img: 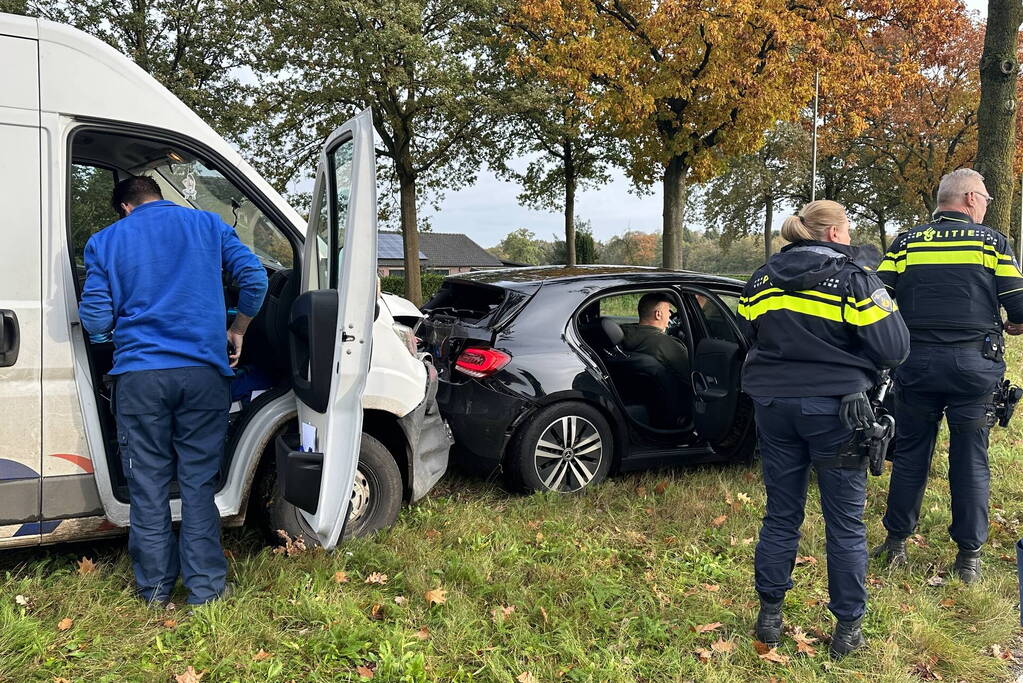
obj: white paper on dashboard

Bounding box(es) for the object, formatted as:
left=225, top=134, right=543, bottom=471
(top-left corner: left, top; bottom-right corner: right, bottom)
left=300, top=422, right=317, bottom=453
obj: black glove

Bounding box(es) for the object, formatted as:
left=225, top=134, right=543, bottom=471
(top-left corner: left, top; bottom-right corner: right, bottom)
left=839, top=392, right=875, bottom=431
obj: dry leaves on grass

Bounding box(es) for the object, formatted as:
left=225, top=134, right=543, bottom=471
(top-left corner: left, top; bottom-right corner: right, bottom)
left=736, top=492, right=752, bottom=504
left=163, top=619, right=178, bottom=629
left=413, top=627, right=430, bottom=640
left=272, top=530, right=306, bottom=557
left=252, top=650, right=273, bottom=662
left=909, top=655, right=944, bottom=680
left=369, top=604, right=384, bottom=621
left=710, top=515, right=728, bottom=528
left=635, top=485, right=648, bottom=497
left=693, top=622, right=722, bottom=634
left=394, top=595, right=407, bottom=605
left=938, top=598, right=956, bottom=608
left=332, top=571, right=349, bottom=584
left=77, top=557, right=97, bottom=575
left=517, top=673, right=537, bottom=683
left=15, top=595, right=30, bottom=607
left=991, top=644, right=1020, bottom=663
left=425, top=587, right=447, bottom=606
left=701, top=583, right=720, bottom=592
left=355, top=664, right=375, bottom=679
left=694, top=647, right=714, bottom=663
left=794, top=555, right=818, bottom=566
left=654, top=481, right=669, bottom=495
left=791, top=626, right=817, bottom=657
left=491, top=605, right=516, bottom=621
left=926, top=575, right=945, bottom=587
left=711, top=638, right=735, bottom=654
left=56, top=618, right=73, bottom=632
left=174, top=667, right=204, bottom=683
left=425, top=528, right=442, bottom=540
left=753, top=640, right=791, bottom=663
left=364, top=572, right=388, bottom=585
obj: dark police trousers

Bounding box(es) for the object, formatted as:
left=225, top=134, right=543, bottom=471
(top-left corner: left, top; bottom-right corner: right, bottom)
left=753, top=396, right=866, bottom=622
left=883, top=344, right=1003, bottom=551
left=115, top=366, right=231, bottom=604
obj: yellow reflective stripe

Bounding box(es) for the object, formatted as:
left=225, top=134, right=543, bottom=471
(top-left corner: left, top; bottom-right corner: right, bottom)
left=846, top=296, right=873, bottom=309
left=877, top=258, right=901, bottom=273
left=741, top=294, right=844, bottom=323
left=995, top=263, right=1023, bottom=278
left=904, top=249, right=993, bottom=268
left=743, top=287, right=841, bottom=307
left=844, top=303, right=893, bottom=326
left=907, top=239, right=990, bottom=249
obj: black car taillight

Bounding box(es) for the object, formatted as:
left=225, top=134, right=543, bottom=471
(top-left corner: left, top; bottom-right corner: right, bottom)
left=455, top=347, right=510, bottom=378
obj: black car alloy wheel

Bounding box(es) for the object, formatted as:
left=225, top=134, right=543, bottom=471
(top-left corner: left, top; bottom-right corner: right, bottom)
left=509, top=401, right=613, bottom=493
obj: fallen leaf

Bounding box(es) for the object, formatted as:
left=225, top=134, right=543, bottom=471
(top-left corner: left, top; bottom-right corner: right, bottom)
left=57, top=618, right=73, bottom=631
left=491, top=605, right=516, bottom=620
left=365, top=572, right=388, bottom=585
left=333, top=571, right=349, bottom=584
left=898, top=603, right=914, bottom=613
left=742, top=537, right=755, bottom=545
left=753, top=640, right=773, bottom=655
left=163, top=619, right=178, bottom=629
left=535, top=532, right=544, bottom=543
left=52, top=678, right=71, bottom=683
left=355, top=664, right=375, bottom=679
left=711, top=638, right=735, bottom=654
left=795, top=555, right=818, bottom=566
left=540, top=606, right=549, bottom=624
left=425, top=528, right=442, bottom=540
left=516, top=673, right=537, bottom=683
left=938, top=598, right=956, bottom=608
left=908, top=533, right=929, bottom=548
left=711, top=514, right=728, bottom=528
left=425, top=587, right=447, bottom=606
left=635, top=486, right=648, bottom=497
left=369, top=604, right=384, bottom=621
left=758, top=648, right=791, bottom=664
left=693, top=622, right=722, bottom=634
left=252, top=650, right=272, bottom=662
left=736, top=492, right=752, bottom=504
left=526, top=520, right=541, bottom=530
left=272, top=530, right=306, bottom=557
left=174, top=667, right=204, bottom=683
left=694, top=647, right=714, bottom=663
left=654, top=481, right=669, bottom=495
left=991, top=644, right=1020, bottom=663
left=413, top=626, right=430, bottom=640
left=909, top=655, right=943, bottom=680
left=394, top=595, right=407, bottom=605
left=867, top=575, right=884, bottom=586
left=77, top=557, right=97, bottom=575
left=701, top=583, right=720, bottom=592
left=791, top=626, right=818, bottom=646
left=14, top=595, right=29, bottom=606
left=926, top=575, right=945, bottom=587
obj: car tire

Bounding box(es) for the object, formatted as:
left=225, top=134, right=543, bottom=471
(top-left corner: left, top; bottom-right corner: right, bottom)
left=507, top=401, right=613, bottom=493
left=264, top=433, right=403, bottom=546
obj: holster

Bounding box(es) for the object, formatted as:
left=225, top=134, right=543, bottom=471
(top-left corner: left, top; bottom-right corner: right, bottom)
left=982, top=334, right=1005, bottom=362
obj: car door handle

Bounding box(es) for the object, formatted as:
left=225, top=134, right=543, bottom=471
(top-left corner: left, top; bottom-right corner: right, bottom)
left=0, top=309, right=20, bottom=368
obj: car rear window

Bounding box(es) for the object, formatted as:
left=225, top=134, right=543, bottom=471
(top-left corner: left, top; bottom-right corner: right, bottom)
left=424, top=281, right=510, bottom=325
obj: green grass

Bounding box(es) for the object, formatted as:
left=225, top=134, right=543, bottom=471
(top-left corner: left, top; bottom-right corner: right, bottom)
left=3, top=345, right=1023, bottom=682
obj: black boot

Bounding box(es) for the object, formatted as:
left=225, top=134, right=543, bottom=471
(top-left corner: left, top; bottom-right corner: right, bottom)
left=954, top=548, right=982, bottom=584
left=755, top=598, right=784, bottom=646
left=830, top=617, right=865, bottom=657
left=870, top=534, right=907, bottom=567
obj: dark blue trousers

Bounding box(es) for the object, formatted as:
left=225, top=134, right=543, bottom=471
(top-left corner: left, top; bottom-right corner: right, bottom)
left=883, top=345, right=1002, bottom=551
left=115, top=366, right=230, bottom=604
left=753, top=396, right=867, bottom=622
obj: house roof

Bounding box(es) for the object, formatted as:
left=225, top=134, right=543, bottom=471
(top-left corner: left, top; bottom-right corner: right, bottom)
left=378, top=232, right=503, bottom=268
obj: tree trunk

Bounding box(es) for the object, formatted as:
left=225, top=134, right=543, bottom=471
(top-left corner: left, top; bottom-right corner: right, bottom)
left=975, top=0, right=1023, bottom=233
left=763, top=193, right=774, bottom=263
left=564, top=141, right=577, bottom=267
left=662, top=156, right=687, bottom=270
left=398, top=174, right=422, bottom=306
left=877, top=217, right=888, bottom=252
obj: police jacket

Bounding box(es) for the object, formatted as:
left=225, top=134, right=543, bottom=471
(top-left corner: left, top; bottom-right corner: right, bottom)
left=877, top=211, right=1023, bottom=344
left=738, top=240, right=910, bottom=398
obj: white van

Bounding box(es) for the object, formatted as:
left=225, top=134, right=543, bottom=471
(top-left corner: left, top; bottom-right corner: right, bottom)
left=0, top=14, right=450, bottom=551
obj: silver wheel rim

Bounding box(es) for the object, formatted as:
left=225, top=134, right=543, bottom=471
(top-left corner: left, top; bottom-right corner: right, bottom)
left=348, top=469, right=371, bottom=523
left=533, top=415, right=603, bottom=492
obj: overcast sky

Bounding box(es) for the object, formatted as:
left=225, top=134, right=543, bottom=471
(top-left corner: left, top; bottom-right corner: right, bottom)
left=422, top=0, right=989, bottom=248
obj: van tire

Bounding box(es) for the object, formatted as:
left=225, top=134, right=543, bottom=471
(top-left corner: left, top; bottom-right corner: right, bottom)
left=506, top=401, right=613, bottom=494
left=264, top=433, right=402, bottom=546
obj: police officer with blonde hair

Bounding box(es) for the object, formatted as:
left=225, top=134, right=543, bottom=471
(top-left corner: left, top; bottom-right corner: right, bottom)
left=739, top=200, right=909, bottom=656
left=872, top=168, right=1023, bottom=582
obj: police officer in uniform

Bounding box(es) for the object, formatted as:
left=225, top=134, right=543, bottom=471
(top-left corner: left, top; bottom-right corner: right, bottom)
left=872, top=169, right=1023, bottom=582
left=739, top=200, right=909, bottom=657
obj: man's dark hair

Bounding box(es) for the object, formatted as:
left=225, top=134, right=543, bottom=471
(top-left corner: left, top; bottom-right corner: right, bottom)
left=638, top=292, right=673, bottom=320
left=111, top=176, right=163, bottom=217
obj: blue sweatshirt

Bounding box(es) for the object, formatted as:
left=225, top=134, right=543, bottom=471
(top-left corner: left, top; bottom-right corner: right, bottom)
left=79, top=200, right=269, bottom=377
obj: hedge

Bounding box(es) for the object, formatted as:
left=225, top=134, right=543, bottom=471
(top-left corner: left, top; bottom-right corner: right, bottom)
left=380, top=273, right=446, bottom=302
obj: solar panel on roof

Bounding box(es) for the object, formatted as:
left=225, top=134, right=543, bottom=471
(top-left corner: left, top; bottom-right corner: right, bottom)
left=377, top=232, right=426, bottom=260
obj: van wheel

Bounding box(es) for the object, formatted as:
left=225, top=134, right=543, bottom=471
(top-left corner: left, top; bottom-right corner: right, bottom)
left=507, top=402, right=613, bottom=494
left=265, top=433, right=403, bottom=546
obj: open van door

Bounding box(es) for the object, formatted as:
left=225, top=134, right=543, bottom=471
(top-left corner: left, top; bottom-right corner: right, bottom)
left=277, top=109, right=377, bottom=549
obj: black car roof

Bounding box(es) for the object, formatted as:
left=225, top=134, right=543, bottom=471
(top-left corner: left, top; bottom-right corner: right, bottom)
left=448, top=265, right=746, bottom=290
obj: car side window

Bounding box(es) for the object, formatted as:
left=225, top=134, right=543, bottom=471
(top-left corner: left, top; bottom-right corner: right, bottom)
left=689, top=292, right=740, bottom=343
left=599, top=293, right=642, bottom=323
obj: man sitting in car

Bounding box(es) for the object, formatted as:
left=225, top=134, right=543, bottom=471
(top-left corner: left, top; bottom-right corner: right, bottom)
left=620, top=292, right=690, bottom=386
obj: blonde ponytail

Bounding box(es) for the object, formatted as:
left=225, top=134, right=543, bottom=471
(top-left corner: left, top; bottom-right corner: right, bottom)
left=780, top=200, right=847, bottom=244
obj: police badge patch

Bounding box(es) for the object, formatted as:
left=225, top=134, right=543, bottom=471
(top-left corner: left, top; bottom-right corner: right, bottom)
left=870, top=288, right=895, bottom=312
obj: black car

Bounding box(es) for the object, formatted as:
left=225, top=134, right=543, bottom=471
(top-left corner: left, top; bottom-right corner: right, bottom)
left=419, top=265, right=756, bottom=492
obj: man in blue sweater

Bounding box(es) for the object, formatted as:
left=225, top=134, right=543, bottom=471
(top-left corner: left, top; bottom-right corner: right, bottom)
left=80, top=176, right=268, bottom=606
